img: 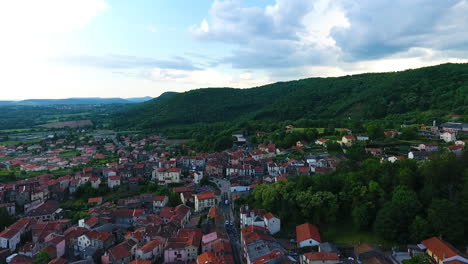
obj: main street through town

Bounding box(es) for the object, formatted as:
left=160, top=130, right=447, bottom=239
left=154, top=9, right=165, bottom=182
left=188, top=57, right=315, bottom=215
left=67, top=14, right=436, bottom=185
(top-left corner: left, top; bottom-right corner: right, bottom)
left=213, top=178, right=245, bottom=264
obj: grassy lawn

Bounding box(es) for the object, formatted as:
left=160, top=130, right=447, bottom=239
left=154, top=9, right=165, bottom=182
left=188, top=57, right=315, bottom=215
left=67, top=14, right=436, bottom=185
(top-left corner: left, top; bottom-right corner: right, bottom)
left=292, top=128, right=326, bottom=134
left=0, top=139, right=43, bottom=146
left=60, top=151, right=81, bottom=157
left=323, top=225, right=395, bottom=249
left=0, top=128, right=39, bottom=133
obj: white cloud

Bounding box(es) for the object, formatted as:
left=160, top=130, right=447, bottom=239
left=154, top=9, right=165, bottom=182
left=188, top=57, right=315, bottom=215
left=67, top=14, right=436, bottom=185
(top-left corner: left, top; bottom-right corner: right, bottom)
left=148, top=68, right=270, bottom=89
left=191, top=0, right=468, bottom=71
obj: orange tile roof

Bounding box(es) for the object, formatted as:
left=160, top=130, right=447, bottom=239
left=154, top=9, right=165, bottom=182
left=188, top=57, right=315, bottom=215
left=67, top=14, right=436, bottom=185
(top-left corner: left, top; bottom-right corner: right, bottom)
left=421, top=237, right=460, bottom=260
left=296, top=223, right=321, bottom=243
left=129, top=260, right=151, bottom=264
left=196, top=191, right=215, bottom=200
left=304, top=252, right=339, bottom=261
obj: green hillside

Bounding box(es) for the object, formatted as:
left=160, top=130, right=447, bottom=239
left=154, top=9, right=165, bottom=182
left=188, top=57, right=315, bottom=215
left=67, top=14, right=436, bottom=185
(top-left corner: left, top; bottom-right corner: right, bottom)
left=113, top=63, right=468, bottom=129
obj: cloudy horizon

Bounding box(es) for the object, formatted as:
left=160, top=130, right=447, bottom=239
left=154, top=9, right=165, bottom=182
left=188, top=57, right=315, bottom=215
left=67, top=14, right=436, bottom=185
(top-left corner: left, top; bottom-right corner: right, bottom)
left=1, top=0, right=468, bottom=100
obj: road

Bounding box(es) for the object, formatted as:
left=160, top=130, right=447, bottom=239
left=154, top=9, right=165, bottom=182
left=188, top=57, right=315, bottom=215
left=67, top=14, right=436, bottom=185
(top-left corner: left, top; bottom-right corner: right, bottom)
left=220, top=201, right=244, bottom=264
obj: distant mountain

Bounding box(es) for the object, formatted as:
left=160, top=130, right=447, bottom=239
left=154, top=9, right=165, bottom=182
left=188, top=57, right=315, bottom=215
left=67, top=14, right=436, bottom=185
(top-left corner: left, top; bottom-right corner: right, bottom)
left=112, top=63, right=468, bottom=129
left=0, top=96, right=154, bottom=106
left=125, top=96, right=154, bottom=103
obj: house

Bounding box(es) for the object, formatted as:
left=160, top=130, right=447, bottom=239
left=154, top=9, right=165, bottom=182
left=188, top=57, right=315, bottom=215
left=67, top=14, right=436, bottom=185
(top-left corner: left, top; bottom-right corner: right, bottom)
left=440, top=122, right=468, bottom=133
left=135, top=240, right=163, bottom=261
left=0, top=218, right=31, bottom=251
left=108, top=176, right=121, bottom=189
left=357, top=135, right=370, bottom=141
left=384, top=130, right=398, bottom=138
left=77, top=231, right=115, bottom=252
left=112, top=209, right=144, bottom=225
left=25, top=200, right=62, bottom=221
left=301, top=252, right=339, bottom=264
left=447, top=145, right=464, bottom=156
left=440, top=131, right=457, bottom=143
left=417, top=144, right=438, bottom=152
left=239, top=206, right=267, bottom=228
left=129, top=260, right=150, bottom=264
left=164, top=228, right=202, bottom=263
left=0, top=203, right=16, bottom=216
left=195, top=192, right=216, bottom=212
left=296, top=141, right=306, bottom=148
left=296, top=223, right=321, bottom=248
left=315, top=139, right=328, bottom=146
left=202, top=230, right=228, bottom=253
left=152, top=168, right=181, bottom=185
left=88, top=197, right=103, bottom=205
left=89, top=177, right=101, bottom=189
left=421, top=237, right=468, bottom=264
left=241, top=225, right=288, bottom=264
left=263, top=213, right=281, bottom=235
left=408, top=151, right=430, bottom=161
left=365, top=148, right=383, bottom=156
left=354, top=243, right=392, bottom=264
left=153, top=196, right=169, bottom=213
left=341, top=136, right=355, bottom=147
left=102, top=239, right=137, bottom=264
left=78, top=216, right=99, bottom=230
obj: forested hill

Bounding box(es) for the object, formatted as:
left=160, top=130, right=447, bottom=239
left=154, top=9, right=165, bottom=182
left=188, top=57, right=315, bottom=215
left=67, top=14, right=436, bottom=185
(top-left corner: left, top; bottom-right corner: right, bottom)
left=113, top=63, right=468, bottom=129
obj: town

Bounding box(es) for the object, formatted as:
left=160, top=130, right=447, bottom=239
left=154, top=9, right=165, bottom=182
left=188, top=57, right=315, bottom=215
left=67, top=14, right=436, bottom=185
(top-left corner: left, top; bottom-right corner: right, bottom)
left=0, top=119, right=466, bottom=264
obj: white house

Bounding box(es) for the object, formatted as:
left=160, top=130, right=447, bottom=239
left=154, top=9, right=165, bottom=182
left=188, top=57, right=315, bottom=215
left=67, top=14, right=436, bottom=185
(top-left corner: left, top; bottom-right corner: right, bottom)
left=440, top=131, right=456, bottom=143
left=296, top=223, right=321, bottom=248
left=107, top=176, right=121, bottom=189
left=89, top=177, right=101, bottom=189
left=194, top=192, right=216, bottom=212
left=264, top=213, right=281, bottom=235
left=153, top=196, right=169, bottom=212
left=315, top=138, right=328, bottom=146
left=0, top=218, right=30, bottom=251
left=136, top=240, right=163, bottom=260
left=301, top=252, right=340, bottom=264
left=152, top=168, right=182, bottom=185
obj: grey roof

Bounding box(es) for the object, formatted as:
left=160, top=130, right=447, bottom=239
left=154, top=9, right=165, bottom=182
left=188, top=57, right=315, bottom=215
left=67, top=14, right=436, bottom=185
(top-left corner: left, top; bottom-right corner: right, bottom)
left=246, top=239, right=286, bottom=262
left=319, top=242, right=339, bottom=253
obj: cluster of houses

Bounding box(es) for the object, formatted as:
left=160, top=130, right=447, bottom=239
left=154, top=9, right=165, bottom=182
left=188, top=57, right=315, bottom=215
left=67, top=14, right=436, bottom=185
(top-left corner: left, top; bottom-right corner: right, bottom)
left=292, top=222, right=468, bottom=264
left=0, top=125, right=466, bottom=264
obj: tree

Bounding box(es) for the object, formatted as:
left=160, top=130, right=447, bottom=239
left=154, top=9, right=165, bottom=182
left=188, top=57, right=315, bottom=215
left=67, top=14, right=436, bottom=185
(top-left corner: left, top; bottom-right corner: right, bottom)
left=374, top=186, right=421, bottom=242
left=0, top=208, right=15, bottom=230
left=402, top=254, right=429, bottom=264
left=33, top=251, right=51, bottom=264
left=427, top=199, right=464, bottom=243
left=364, top=123, right=384, bottom=140
left=409, top=216, right=431, bottom=242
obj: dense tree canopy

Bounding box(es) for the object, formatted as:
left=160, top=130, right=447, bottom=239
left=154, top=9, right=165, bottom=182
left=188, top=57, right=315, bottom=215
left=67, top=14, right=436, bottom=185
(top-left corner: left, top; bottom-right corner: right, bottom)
left=245, top=150, right=468, bottom=246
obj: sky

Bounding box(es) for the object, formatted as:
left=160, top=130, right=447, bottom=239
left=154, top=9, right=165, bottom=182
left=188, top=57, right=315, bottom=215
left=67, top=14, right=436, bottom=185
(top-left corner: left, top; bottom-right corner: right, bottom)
left=1, top=0, right=468, bottom=100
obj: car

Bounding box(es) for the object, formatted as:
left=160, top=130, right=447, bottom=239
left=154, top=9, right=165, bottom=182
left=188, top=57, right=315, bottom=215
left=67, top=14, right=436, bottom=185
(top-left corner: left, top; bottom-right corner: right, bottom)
left=225, top=220, right=229, bottom=225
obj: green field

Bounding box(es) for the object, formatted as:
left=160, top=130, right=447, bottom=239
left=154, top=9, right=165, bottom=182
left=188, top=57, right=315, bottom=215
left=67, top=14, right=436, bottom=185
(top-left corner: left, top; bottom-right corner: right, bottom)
left=323, top=224, right=394, bottom=249
left=0, top=139, right=43, bottom=146
left=60, top=151, right=81, bottom=156
left=292, top=128, right=326, bottom=134
left=0, top=128, right=40, bottom=133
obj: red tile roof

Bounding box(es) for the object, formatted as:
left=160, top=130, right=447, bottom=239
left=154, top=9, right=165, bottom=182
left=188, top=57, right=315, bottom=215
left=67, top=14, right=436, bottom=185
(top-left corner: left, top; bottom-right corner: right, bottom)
left=196, top=192, right=215, bottom=200
left=304, top=252, right=339, bottom=261
left=87, top=231, right=113, bottom=242
left=421, top=237, right=460, bottom=260
left=0, top=218, right=30, bottom=239
left=153, top=196, right=168, bottom=201
left=139, top=240, right=161, bottom=253
left=48, top=257, right=67, bottom=264
left=129, top=261, right=151, bottom=264
left=296, top=223, right=321, bottom=243
left=88, top=197, right=103, bottom=204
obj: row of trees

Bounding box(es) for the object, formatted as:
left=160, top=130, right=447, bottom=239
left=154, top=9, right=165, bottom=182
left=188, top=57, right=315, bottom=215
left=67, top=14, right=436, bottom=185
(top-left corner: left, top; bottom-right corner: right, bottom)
left=247, top=150, right=468, bottom=246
